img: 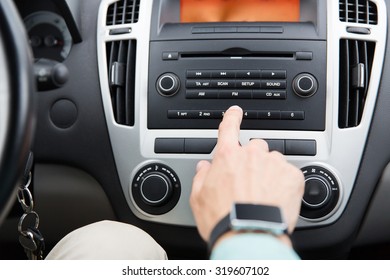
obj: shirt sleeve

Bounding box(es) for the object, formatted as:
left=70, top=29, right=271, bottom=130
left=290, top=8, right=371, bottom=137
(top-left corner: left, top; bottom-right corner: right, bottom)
left=210, top=233, right=300, bottom=260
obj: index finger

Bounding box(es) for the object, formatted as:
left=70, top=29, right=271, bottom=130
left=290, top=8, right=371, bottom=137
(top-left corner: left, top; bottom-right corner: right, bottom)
left=217, top=105, right=243, bottom=147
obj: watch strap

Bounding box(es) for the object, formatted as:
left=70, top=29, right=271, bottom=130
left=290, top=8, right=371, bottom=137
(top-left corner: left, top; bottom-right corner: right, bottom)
left=208, top=214, right=230, bottom=251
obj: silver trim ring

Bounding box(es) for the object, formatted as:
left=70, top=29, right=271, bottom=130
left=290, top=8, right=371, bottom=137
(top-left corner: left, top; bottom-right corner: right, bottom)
left=302, top=176, right=331, bottom=208
left=297, top=75, right=315, bottom=93
left=158, top=75, right=175, bottom=92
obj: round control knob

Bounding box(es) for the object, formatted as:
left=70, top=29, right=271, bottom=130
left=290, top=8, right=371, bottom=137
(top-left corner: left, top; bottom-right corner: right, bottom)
left=132, top=163, right=181, bottom=215
left=156, top=73, right=180, bottom=96
left=292, top=73, right=318, bottom=98
left=140, top=172, right=173, bottom=206
left=302, top=176, right=331, bottom=209
left=300, top=166, right=340, bottom=220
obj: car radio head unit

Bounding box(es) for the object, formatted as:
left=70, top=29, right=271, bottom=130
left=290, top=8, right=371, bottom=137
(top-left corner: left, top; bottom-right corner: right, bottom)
left=148, top=0, right=326, bottom=131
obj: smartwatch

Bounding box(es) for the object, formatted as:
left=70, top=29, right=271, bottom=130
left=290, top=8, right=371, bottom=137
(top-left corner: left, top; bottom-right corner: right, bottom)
left=208, top=203, right=288, bottom=250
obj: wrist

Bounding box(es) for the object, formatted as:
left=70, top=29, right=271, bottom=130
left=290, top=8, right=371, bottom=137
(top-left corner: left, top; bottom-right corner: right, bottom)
left=207, top=203, right=288, bottom=251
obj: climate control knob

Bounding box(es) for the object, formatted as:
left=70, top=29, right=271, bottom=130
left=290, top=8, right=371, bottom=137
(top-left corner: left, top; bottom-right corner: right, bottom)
left=140, top=172, right=173, bottom=206
left=292, top=73, right=318, bottom=98
left=300, top=166, right=340, bottom=220
left=302, top=176, right=331, bottom=209
left=156, top=73, right=180, bottom=96
left=132, top=163, right=181, bottom=215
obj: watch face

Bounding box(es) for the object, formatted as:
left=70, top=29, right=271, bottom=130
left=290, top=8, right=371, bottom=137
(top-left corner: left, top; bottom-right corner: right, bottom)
left=230, top=204, right=287, bottom=234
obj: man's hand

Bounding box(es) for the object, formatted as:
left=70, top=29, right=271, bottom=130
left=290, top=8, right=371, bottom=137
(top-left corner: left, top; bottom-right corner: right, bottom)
left=190, top=106, right=305, bottom=245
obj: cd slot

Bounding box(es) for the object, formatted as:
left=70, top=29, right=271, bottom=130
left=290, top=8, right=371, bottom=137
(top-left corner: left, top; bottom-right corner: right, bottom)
left=180, top=52, right=294, bottom=59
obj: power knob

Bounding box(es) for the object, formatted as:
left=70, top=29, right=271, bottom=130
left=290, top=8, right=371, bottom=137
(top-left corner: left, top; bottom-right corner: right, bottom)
left=140, top=172, right=173, bottom=206
left=292, top=73, right=318, bottom=98
left=156, top=73, right=180, bottom=96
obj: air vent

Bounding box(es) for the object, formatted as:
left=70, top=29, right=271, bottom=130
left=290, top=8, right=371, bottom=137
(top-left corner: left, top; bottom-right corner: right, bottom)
left=339, top=0, right=378, bottom=24
left=339, top=39, right=375, bottom=128
left=106, top=40, right=136, bottom=126
left=106, top=0, right=140, bottom=25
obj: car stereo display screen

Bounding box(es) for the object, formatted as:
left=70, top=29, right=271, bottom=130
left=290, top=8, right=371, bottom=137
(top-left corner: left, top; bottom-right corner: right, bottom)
left=180, top=0, right=300, bottom=23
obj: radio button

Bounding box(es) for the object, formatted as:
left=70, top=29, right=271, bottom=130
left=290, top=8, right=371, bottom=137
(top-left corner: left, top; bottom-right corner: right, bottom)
left=261, top=26, right=284, bottom=33
left=219, top=90, right=252, bottom=99
left=236, top=80, right=260, bottom=89
left=195, top=110, right=217, bottom=119
left=263, top=139, right=285, bottom=154
left=253, top=90, right=286, bottom=99
left=186, top=80, right=211, bottom=88
left=258, top=110, right=281, bottom=120
left=285, top=140, right=316, bottom=156
left=186, top=70, right=211, bottom=79
left=155, top=138, right=184, bottom=153
left=261, top=70, right=287, bottom=79
left=281, top=111, right=305, bottom=120
left=211, top=70, right=235, bottom=78
left=237, top=27, right=260, bottom=33
left=185, top=138, right=217, bottom=154
left=192, top=27, right=215, bottom=34
left=214, top=27, right=237, bottom=33
left=186, top=90, right=218, bottom=99
left=261, top=80, right=287, bottom=89
left=236, top=70, right=261, bottom=79
left=296, top=52, right=313, bottom=61
left=213, top=110, right=225, bottom=119
left=243, top=110, right=257, bottom=119
left=210, top=80, right=235, bottom=88
left=167, top=110, right=197, bottom=119
left=162, top=52, right=179, bottom=60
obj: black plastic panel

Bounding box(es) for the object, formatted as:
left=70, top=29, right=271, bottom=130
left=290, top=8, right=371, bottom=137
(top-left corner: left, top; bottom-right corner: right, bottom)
left=148, top=40, right=326, bottom=130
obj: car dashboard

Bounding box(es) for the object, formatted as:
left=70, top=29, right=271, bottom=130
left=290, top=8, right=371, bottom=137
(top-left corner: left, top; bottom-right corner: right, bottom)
left=1, top=0, right=390, bottom=260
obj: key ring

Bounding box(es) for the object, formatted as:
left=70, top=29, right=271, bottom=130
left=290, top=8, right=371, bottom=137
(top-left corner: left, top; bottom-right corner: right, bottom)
left=17, top=172, right=33, bottom=212
left=17, top=188, right=34, bottom=213
left=18, top=211, right=40, bottom=237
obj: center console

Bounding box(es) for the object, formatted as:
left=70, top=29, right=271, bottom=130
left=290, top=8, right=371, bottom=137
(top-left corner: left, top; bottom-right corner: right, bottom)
left=97, top=0, right=387, bottom=229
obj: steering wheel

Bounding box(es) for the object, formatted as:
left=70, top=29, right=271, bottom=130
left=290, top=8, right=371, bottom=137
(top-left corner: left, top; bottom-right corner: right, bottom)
left=0, top=0, right=35, bottom=225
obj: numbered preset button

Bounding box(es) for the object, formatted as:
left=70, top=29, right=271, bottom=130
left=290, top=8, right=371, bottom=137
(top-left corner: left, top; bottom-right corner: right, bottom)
left=243, top=110, right=257, bottom=119
left=281, top=111, right=305, bottom=120
left=258, top=110, right=281, bottom=120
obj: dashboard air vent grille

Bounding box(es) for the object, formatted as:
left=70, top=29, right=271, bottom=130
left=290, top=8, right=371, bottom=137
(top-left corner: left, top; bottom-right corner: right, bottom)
left=339, top=39, right=375, bottom=128
left=106, top=0, right=140, bottom=25
left=106, top=40, right=136, bottom=126
left=339, top=0, right=378, bottom=24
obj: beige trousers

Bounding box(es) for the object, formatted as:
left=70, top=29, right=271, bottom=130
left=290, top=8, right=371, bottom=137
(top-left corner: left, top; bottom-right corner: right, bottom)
left=45, top=220, right=167, bottom=260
